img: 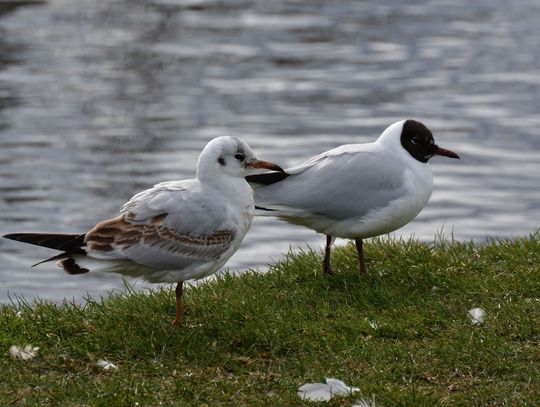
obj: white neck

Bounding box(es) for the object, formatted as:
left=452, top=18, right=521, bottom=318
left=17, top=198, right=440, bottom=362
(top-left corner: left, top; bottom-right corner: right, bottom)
left=198, top=168, right=252, bottom=202
left=376, top=119, right=406, bottom=148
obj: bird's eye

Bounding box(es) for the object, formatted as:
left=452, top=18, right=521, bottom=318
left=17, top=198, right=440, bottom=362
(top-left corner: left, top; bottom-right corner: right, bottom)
left=411, top=137, right=421, bottom=144
left=234, top=153, right=245, bottom=161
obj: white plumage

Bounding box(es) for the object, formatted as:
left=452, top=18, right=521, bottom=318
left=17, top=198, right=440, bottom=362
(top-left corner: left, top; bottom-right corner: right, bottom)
left=248, top=119, right=459, bottom=275
left=4, top=136, right=283, bottom=325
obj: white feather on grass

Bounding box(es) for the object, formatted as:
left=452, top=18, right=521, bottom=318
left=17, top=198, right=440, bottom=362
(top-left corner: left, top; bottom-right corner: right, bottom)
left=9, top=345, right=39, bottom=360
left=468, top=308, right=486, bottom=325
left=298, top=378, right=359, bottom=402
left=368, top=320, right=378, bottom=330
left=96, top=359, right=118, bottom=370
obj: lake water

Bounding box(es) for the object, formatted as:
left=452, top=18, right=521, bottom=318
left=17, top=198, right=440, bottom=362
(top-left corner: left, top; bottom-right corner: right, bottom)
left=1, top=0, right=539, bottom=303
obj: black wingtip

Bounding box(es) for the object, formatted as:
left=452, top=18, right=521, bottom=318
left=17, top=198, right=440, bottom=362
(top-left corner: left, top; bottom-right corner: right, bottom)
left=3, top=233, right=86, bottom=253
left=245, top=172, right=290, bottom=186
left=57, top=257, right=89, bottom=275
left=31, top=252, right=70, bottom=267
left=4, top=233, right=23, bottom=241
left=255, top=205, right=276, bottom=211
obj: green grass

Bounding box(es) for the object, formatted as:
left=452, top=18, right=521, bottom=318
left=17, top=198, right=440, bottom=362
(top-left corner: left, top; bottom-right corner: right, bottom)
left=1, top=234, right=539, bottom=406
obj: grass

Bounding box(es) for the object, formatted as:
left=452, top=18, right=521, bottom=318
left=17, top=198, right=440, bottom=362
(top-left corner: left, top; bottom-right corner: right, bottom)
left=1, top=234, right=539, bottom=406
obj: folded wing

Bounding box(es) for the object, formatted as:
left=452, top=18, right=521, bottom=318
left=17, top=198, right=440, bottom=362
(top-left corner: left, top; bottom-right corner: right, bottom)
left=85, top=180, right=236, bottom=269
left=251, top=149, right=408, bottom=221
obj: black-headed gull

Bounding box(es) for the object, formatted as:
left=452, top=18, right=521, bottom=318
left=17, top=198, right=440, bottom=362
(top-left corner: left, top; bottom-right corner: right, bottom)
left=247, top=120, right=459, bottom=275
left=4, top=136, right=283, bottom=325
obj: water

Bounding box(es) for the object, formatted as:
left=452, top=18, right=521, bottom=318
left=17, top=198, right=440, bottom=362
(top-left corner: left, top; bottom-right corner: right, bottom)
left=1, top=0, right=539, bottom=303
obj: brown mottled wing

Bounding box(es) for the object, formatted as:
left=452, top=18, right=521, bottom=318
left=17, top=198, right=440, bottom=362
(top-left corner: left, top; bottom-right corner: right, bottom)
left=85, top=179, right=239, bottom=269
left=84, top=214, right=236, bottom=269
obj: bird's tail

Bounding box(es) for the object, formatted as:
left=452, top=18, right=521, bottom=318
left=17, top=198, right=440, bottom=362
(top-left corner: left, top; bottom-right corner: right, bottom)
left=3, top=233, right=87, bottom=268
left=3, top=233, right=86, bottom=252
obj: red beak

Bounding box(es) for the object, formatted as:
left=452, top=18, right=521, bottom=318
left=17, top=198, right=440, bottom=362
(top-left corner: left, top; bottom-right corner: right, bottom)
left=247, top=160, right=285, bottom=172
left=434, top=146, right=460, bottom=159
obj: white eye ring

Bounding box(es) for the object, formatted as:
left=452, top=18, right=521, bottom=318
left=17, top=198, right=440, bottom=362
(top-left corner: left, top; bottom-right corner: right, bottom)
left=411, top=137, right=421, bottom=144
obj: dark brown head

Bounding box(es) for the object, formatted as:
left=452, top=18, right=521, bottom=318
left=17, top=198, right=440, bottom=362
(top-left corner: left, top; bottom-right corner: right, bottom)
left=397, top=119, right=460, bottom=163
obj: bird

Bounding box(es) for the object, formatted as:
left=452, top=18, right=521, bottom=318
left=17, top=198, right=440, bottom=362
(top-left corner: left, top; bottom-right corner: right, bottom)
left=246, top=119, right=460, bottom=275
left=3, top=136, right=284, bottom=325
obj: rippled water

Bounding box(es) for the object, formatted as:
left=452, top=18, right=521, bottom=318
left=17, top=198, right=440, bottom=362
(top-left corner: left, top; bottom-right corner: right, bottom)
left=1, top=0, right=539, bottom=303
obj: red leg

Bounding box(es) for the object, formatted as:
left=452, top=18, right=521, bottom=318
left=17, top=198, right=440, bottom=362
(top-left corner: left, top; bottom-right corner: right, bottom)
left=355, top=238, right=368, bottom=274
left=171, top=282, right=184, bottom=326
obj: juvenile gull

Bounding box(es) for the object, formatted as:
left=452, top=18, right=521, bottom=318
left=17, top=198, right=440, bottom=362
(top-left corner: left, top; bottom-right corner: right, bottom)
left=247, top=120, right=459, bottom=275
left=4, top=136, right=283, bottom=325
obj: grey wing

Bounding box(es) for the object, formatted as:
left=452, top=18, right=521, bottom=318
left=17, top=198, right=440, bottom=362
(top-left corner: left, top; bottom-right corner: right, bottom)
left=120, top=180, right=194, bottom=224
left=86, top=180, right=236, bottom=268
left=254, top=151, right=408, bottom=221
left=120, top=180, right=227, bottom=234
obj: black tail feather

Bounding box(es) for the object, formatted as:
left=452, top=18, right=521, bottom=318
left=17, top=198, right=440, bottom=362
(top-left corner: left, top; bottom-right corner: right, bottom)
left=31, top=252, right=73, bottom=268
left=255, top=205, right=276, bottom=211
left=57, top=257, right=89, bottom=274
left=3, top=233, right=86, bottom=253
left=245, top=172, right=289, bottom=186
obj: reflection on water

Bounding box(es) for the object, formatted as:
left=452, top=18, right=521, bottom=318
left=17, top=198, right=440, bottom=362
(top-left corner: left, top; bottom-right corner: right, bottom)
left=1, top=0, right=539, bottom=302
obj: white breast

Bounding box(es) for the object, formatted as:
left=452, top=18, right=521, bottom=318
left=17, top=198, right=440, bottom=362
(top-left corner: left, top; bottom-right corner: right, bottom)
left=334, top=165, right=433, bottom=238
left=297, top=161, right=433, bottom=239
